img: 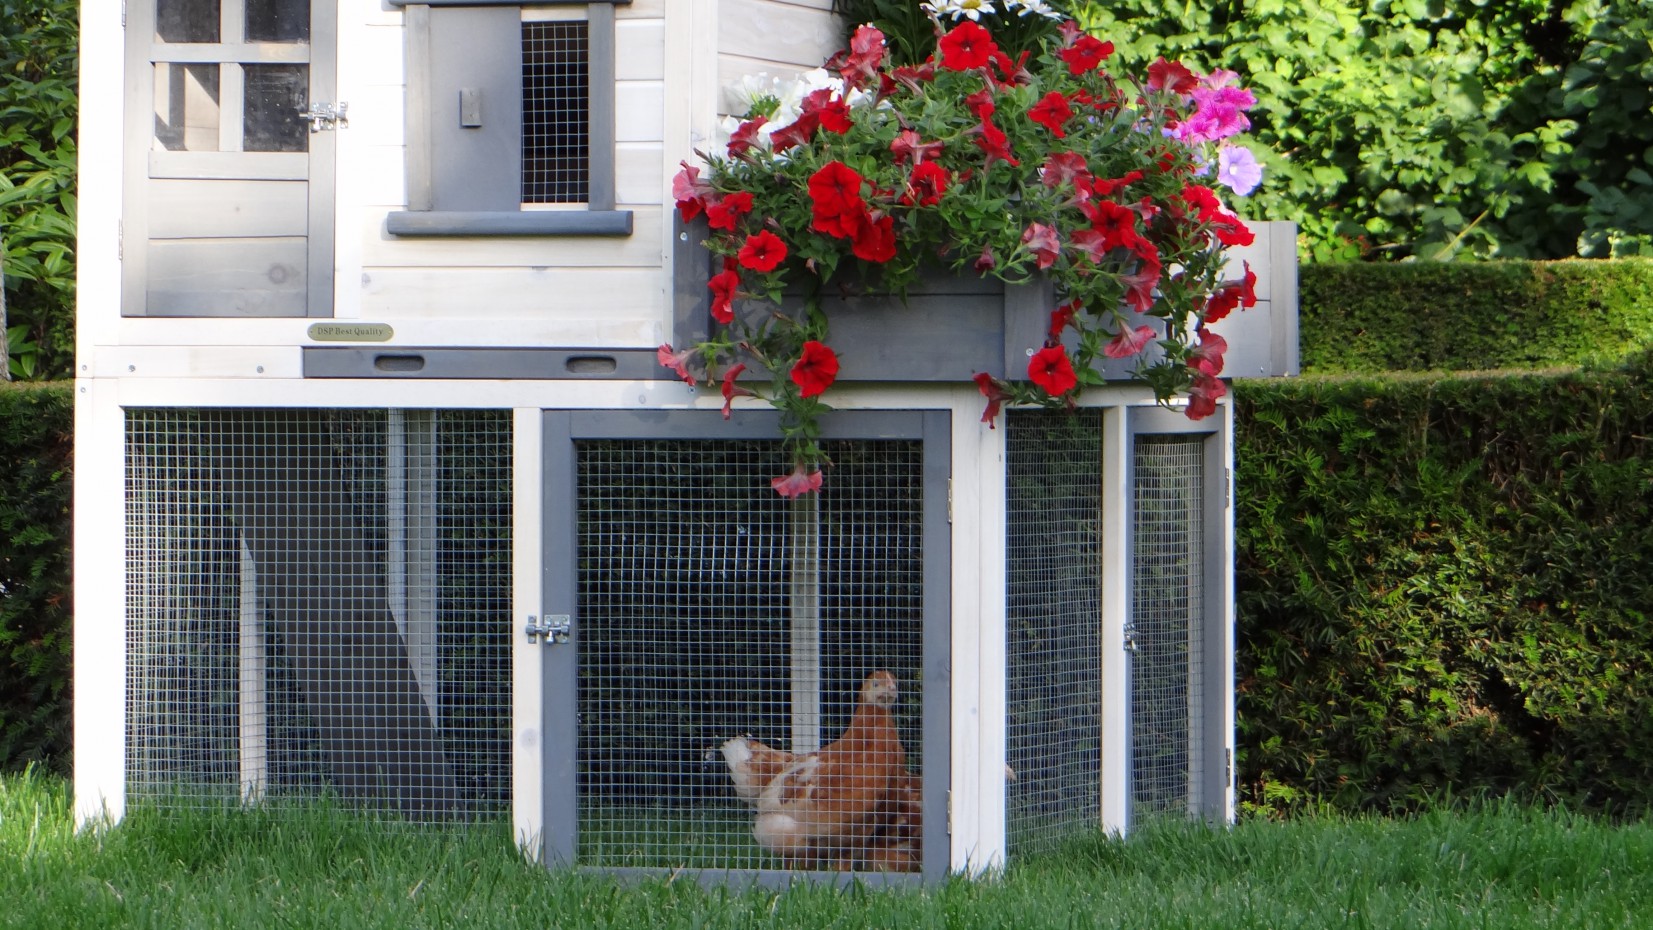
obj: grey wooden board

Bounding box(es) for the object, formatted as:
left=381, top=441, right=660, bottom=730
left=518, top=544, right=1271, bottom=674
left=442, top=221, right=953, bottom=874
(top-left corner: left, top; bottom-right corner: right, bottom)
left=302, top=346, right=661, bottom=379
left=385, top=209, right=633, bottom=237
left=147, top=178, right=308, bottom=239
left=213, top=410, right=459, bottom=819
left=146, top=237, right=308, bottom=317
left=148, top=150, right=309, bottom=181
left=429, top=6, right=522, bottom=212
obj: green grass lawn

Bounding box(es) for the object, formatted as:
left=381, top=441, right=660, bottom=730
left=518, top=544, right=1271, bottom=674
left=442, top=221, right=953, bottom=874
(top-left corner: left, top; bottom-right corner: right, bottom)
left=5, top=767, right=1652, bottom=929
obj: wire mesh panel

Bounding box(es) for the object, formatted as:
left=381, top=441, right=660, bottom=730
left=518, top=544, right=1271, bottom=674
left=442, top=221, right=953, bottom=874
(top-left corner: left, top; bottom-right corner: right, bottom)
left=573, top=439, right=926, bottom=872
left=124, top=408, right=512, bottom=822
left=1129, top=434, right=1206, bottom=819
left=1005, top=410, right=1104, bottom=856
left=521, top=20, right=589, bottom=204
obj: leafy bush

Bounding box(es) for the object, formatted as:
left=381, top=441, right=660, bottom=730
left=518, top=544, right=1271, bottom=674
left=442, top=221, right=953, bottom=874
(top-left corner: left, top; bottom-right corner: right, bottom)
left=1232, top=352, right=1653, bottom=815
left=1299, top=259, right=1653, bottom=373
left=1, top=0, right=78, bottom=381
left=1071, top=0, right=1653, bottom=263
left=0, top=382, right=73, bottom=774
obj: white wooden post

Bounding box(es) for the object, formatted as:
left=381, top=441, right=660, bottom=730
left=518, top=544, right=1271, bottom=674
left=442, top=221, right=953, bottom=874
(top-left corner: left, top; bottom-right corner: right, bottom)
left=238, top=539, right=267, bottom=802
left=1098, top=405, right=1132, bottom=835
left=788, top=494, right=821, bottom=754
left=511, top=407, right=545, bottom=858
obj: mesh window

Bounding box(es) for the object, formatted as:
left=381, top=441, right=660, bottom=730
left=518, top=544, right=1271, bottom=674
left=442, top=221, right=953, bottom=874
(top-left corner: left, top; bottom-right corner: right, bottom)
left=124, top=409, right=513, bottom=823
left=574, top=439, right=925, bottom=872
left=522, top=20, right=590, bottom=204
left=1130, top=434, right=1206, bottom=818
left=1005, top=410, right=1104, bottom=856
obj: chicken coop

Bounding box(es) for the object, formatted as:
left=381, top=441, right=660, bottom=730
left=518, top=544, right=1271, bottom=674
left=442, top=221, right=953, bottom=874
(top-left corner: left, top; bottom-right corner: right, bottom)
left=73, top=0, right=1297, bottom=881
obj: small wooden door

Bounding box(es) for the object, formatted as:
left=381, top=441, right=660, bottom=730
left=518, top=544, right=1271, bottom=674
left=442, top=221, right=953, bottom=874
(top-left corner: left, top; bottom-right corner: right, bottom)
left=124, top=0, right=336, bottom=317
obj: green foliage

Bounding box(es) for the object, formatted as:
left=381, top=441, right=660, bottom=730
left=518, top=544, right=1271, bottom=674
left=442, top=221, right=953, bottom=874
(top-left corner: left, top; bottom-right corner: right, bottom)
left=1299, top=259, right=1653, bottom=373
left=831, top=0, right=1073, bottom=64
left=1, top=0, right=78, bottom=381
left=1232, top=353, right=1653, bottom=815
left=0, top=383, right=73, bottom=774
left=1070, top=0, right=1653, bottom=262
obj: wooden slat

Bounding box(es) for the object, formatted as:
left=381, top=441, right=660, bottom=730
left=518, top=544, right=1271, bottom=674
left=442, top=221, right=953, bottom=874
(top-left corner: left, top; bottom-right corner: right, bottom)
left=615, top=81, right=665, bottom=143
left=147, top=237, right=308, bottom=316
left=614, top=141, right=663, bottom=206
left=149, top=150, right=308, bottom=181
left=148, top=42, right=310, bottom=64
left=146, top=178, right=308, bottom=239
left=358, top=265, right=668, bottom=319
left=615, top=19, right=667, bottom=80
left=719, top=0, right=838, bottom=68
left=361, top=204, right=664, bottom=267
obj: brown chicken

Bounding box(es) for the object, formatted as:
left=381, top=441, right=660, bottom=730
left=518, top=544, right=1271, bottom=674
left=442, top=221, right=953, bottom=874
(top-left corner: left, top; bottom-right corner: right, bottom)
left=719, top=670, right=909, bottom=869
left=864, top=772, right=922, bottom=872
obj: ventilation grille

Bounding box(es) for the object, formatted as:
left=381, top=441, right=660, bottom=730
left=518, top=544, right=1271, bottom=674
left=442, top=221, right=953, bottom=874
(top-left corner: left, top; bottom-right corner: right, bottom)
left=124, top=408, right=513, bottom=823
left=574, top=439, right=926, bottom=872
left=1005, top=410, right=1104, bottom=856
left=522, top=20, right=589, bottom=204
left=1130, top=434, right=1205, bottom=818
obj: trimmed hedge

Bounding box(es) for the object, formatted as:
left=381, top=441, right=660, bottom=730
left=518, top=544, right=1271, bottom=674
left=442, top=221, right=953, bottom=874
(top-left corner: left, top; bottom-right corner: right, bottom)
left=1300, top=260, right=1653, bottom=374
left=1233, top=352, right=1653, bottom=815
left=0, top=381, right=72, bottom=773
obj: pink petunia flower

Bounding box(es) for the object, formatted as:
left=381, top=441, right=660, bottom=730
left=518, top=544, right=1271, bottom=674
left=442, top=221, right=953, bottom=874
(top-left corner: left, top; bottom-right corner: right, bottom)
left=657, top=343, right=696, bottom=384
left=1022, top=222, right=1062, bottom=270
left=771, top=462, right=825, bottom=498
left=1104, top=324, right=1157, bottom=359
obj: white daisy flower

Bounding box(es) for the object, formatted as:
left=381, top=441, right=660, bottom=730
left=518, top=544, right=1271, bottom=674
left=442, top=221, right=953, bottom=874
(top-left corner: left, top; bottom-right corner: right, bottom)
left=1007, top=0, right=1064, bottom=20
left=922, top=0, right=998, bottom=22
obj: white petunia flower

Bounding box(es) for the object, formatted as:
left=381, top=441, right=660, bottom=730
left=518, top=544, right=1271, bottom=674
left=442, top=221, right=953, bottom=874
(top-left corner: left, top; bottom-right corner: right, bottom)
left=1007, top=0, right=1064, bottom=20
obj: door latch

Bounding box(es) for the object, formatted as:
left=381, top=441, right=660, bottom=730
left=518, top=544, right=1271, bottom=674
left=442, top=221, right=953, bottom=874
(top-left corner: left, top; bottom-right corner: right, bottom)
left=299, top=101, right=349, bottom=133
left=524, top=614, right=571, bottom=645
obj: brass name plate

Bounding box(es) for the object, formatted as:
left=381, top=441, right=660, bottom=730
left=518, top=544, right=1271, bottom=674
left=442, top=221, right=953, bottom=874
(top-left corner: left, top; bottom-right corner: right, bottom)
left=307, top=323, right=394, bottom=343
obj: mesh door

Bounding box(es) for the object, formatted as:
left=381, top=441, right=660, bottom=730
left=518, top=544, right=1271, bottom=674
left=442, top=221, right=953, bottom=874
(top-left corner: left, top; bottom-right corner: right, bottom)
left=521, top=20, right=589, bottom=204
left=124, top=408, right=512, bottom=822
left=1005, top=411, right=1104, bottom=856
left=573, top=439, right=926, bottom=871
left=1129, top=434, right=1206, bottom=818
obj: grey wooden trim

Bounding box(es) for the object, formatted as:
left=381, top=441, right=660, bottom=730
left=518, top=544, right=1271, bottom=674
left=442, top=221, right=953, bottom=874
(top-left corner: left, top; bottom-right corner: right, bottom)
left=542, top=408, right=950, bottom=881
left=387, top=0, right=630, bottom=6
left=1123, top=408, right=1228, bottom=826
left=404, top=4, right=434, bottom=212
left=1269, top=220, right=1300, bottom=377
left=591, top=867, right=922, bottom=889
left=585, top=2, right=617, bottom=212
left=540, top=410, right=579, bottom=865
left=918, top=408, right=952, bottom=884
left=385, top=209, right=633, bottom=236
left=302, top=346, right=660, bottom=379
left=122, top=0, right=156, bottom=316
left=307, top=0, right=339, bottom=318
left=671, top=214, right=713, bottom=349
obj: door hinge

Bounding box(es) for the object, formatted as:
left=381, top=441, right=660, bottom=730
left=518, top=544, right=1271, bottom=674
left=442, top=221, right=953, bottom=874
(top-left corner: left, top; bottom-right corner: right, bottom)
left=946, top=477, right=953, bottom=524
left=300, top=101, right=349, bottom=133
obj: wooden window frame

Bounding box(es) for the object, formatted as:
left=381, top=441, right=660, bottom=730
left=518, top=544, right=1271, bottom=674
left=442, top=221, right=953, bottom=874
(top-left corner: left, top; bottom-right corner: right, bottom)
left=386, top=0, right=632, bottom=237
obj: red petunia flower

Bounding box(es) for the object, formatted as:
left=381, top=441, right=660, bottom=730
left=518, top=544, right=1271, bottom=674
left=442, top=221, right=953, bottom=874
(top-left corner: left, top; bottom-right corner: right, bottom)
left=1185, top=368, right=1227, bottom=420
left=1021, top=222, right=1061, bottom=270
left=720, top=363, right=754, bottom=420
left=726, top=116, right=768, bottom=159
left=964, top=88, right=997, bottom=120
left=737, top=230, right=788, bottom=272
left=1146, top=58, right=1199, bottom=95
left=814, top=198, right=870, bottom=240
left=901, top=161, right=950, bottom=207
left=1121, top=249, right=1162, bottom=312
left=705, top=191, right=753, bottom=231
left=973, top=372, right=1010, bottom=428
left=1027, top=91, right=1075, bottom=138
left=1103, top=324, right=1157, bottom=359
left=672, top=162, right=712, bottom=221
left=838, top=23, right=887, bottom=89
left=708, top=268, right=740, bottom=324
left=939, top=21, right=998, bottom=71
left=973, top=118, right=1020, bottom=168
left=1060, top=34, right=1115, bottom=75
left=771, top=462, right=825, bottom=498
left=1028, top=345, right=1078, bottom=395
left=1085, top=200, right=1144, bottom=253
left=790, top=340, right=840, bottom=398
left=657, top=343, right=696, bottom=384
left=1189, top=329, right=1228, bottom=377
left=852, top=213, right=897, bottom=263
left=972, top=244, right=998, bottom=273
left=1048, top=299, right=1080, bottom=341
left=809, top=161, right=864, bottom=215
left=891, top=129, right=944, bottom=165
left=1041, top=150, right=1093, bottom=195
left=1091, top=170, right=1145, bottom=196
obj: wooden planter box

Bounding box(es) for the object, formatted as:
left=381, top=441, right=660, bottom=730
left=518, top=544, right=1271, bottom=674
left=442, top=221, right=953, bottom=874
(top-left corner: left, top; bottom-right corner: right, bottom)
left=672, top=220, right=1300, bottom=384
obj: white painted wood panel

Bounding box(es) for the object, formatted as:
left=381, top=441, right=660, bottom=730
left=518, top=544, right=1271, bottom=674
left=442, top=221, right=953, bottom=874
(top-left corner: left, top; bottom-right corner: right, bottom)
left=358, top=266, right=668, bottom=320
left=347, top=83, right=406, bottom=147
left=73, top=380, right=128, bottom=826
left=615, top=81, right=665, bottom=143
left=146, top=179, right=307, bottom=239
left=615, top=19, right=667, bottom=81
left=719, top=0, right=839, bottom=69
left=357, top=144, right=410, bottom=208
left=107, top=315, right=668, bottom=351
left=618, top=0, right=665, bottom=18
left=356, top=22, right=406, bottom=81
left=511, top=407, right=546, bottom=858
left=360, top=205, right=666, bottom=267
left=615, top=142, right=664, bottom=206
